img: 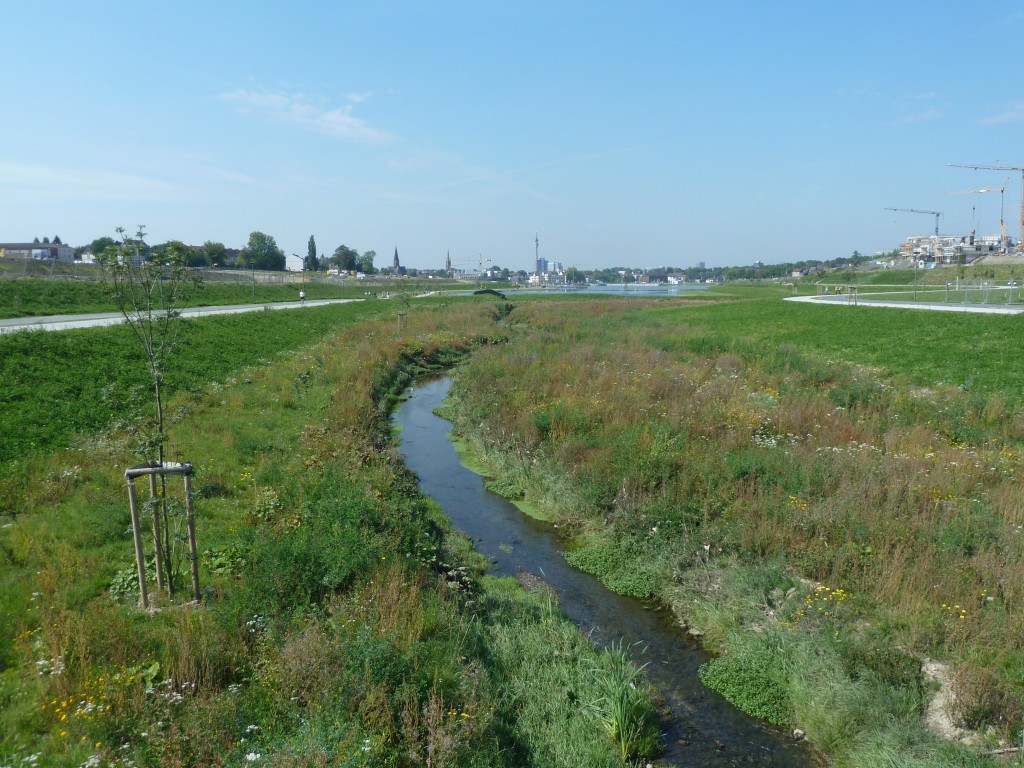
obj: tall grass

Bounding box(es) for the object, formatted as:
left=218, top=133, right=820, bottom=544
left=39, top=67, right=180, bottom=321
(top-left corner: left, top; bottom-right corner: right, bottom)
left=442, top=294, right=1024, bottom=765
left=0, top=296, right=656, bottom=767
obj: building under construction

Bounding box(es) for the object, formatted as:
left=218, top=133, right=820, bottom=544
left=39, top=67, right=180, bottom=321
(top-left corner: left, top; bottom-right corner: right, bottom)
left=900, top=233, right=1009, bottom=265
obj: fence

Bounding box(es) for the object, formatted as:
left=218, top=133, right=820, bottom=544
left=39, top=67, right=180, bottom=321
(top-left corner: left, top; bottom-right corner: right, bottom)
left=819, top=280, right=1024, bottom=308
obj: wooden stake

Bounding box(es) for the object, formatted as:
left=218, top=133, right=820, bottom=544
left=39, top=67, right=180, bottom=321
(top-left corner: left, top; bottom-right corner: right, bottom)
left=184, top=473, right=201, bottom=602
left=126, top=478, right=149, bottom=609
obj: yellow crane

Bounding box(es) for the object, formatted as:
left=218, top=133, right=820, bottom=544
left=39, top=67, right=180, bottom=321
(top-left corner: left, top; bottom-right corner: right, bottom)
left=950, top=163, right=1024, bottom=253
left=950, top=177, right=1010, bottom=251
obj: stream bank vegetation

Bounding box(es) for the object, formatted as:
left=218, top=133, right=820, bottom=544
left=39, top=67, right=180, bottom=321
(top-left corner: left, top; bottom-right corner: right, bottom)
left=442, top=293, right=1024, bottom=767
left=1, top=298, right=659, bottom=766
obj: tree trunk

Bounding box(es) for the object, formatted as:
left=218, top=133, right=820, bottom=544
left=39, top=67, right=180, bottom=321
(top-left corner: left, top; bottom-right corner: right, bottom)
left=155, top=375, right=174, bottom=595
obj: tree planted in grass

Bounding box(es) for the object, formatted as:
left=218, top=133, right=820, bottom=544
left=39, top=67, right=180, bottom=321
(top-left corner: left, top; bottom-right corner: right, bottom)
left=99, top=226, right=198, bottom=595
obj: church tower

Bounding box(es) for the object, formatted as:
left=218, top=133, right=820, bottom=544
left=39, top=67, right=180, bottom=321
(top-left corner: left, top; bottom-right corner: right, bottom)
left=445, top=250, right=452, bottom=278
left=392, top=247, right=400, bottom=275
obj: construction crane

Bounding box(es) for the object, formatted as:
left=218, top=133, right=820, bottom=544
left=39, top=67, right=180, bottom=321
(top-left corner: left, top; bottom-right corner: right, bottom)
left=885, top=207, right=943, bottom=236
left=449, top=254, right=493, bottom=286
left=950, top=163, right=1024, bottom=253
left=950, top=178, right=1009, bottom=250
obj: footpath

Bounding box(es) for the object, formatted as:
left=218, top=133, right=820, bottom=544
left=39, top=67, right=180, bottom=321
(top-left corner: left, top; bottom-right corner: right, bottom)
left=785, top=294, right=1024, bottom=315
left=0, top=298, right=362, bottom=334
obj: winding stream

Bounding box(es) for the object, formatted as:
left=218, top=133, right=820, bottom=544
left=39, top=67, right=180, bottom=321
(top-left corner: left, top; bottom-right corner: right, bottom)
left=395, top=376, right=813, bottom=767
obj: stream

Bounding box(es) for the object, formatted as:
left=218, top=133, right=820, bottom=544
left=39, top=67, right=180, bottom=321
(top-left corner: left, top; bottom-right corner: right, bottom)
left=394, top=376, right=814, bottom=767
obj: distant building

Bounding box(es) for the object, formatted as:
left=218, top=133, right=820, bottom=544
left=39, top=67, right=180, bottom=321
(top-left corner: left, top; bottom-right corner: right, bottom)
left=900, top=233, right=1005, bottom=264
left=392, top=247, right=401, bottom=275
left=639, top=272, right=668, bottom=284
left=0, top=242, right=75, bottom=262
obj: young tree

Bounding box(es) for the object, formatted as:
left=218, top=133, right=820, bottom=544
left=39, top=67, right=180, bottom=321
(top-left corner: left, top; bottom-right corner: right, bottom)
left=99, top=226, right=198, bottom=593
left=306, top=235, right=319, bottom=272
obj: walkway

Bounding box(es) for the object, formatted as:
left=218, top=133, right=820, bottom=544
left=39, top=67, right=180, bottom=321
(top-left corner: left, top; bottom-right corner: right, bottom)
left=0, top=298, right=362, bottom=334
left=785, top=294, right=1024, bottom=315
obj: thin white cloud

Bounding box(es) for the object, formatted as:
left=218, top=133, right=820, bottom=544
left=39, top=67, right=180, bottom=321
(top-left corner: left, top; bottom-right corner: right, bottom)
left=982, top=102, right=1024, bottom=125
left=221, top=89, right=394, bottom=144
left=0, top=162, right=177, bottom=201
left=892, top=108, right=944, bottom=125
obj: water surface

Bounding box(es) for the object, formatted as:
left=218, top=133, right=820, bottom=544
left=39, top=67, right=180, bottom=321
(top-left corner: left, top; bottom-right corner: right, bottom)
left=395, top=376, right=812, bottom=767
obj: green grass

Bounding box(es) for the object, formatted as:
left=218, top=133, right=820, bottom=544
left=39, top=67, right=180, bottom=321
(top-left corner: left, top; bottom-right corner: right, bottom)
left=0, top=272, right=466, bottom=319
left=654, top=295, right=1024, bottom=397
left=0, top=302, right=383, bottom=462
left=440, top=291, right=1024, bottom=766
left=0, top=273, right=372, bottom=318
left=0, top=298, right=659, bottom=767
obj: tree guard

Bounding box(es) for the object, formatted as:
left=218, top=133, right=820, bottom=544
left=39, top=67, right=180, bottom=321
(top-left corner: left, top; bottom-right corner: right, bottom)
left=124, top=460, right=200, bottom=608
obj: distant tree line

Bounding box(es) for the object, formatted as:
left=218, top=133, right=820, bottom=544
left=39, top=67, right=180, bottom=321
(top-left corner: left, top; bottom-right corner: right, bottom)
left=62, top=231, right=384, bottom=274
left=576, top=250, right=892, bottom=284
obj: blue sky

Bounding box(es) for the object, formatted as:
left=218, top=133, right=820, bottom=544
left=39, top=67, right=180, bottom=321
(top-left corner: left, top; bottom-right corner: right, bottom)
left=4, top=2, right=1024, bottom=272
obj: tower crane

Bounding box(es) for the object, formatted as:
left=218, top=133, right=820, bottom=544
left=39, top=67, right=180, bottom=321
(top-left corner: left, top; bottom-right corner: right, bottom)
left=950, top=178, right=1009, bottom=250
left=884, top=208, right=943, bottom=236
left=950, top=163, right=1024, bottom=253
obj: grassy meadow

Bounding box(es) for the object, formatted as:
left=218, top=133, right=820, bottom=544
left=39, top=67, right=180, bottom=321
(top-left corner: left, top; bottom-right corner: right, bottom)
left=442, top=291, right=1024, bottom=767
left=0, top=298, right=659, bottom=767
left=6, top=283, right=1024, bottom=767
left=0, top=274, right=373, bottom=319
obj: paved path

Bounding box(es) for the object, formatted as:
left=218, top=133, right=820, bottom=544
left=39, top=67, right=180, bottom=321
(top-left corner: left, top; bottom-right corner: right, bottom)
left=0, top=298, right=362, bottom=334
left=785, top=294, right=1024, bottom=315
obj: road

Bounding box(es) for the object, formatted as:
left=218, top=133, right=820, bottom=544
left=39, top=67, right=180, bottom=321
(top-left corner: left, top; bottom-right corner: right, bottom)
left=0, top=298, right=363, bottom=334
